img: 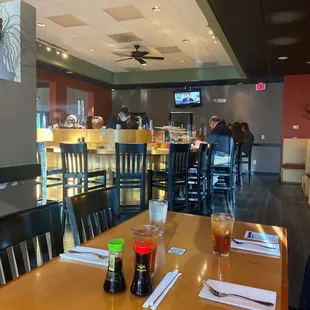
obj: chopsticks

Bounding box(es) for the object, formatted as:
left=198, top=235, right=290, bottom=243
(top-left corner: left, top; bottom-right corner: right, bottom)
left=143, top=269, right=182, bottom=309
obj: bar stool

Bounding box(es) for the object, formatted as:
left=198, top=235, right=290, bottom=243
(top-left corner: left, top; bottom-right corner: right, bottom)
left=115, top=143, right=147, bottom=218
left=239, top=143, right=253, bottom=185
left=36, top=142, right=62, bottom=204
left=213, top=137, right=237, bottom=207
left=148, top=143, right=190, bottom=212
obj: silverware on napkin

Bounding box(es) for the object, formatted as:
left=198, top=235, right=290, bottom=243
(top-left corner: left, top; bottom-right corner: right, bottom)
left=232, top=239, right=275, bottom=250
left=68, top=250, right=108, bottom=260
left=202, top=281, right=274, bottom=307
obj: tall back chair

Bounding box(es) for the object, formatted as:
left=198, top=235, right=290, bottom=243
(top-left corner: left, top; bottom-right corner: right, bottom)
left=65, top=187, right=117, bottom=246
left=299, top=251, right=310, bottom=309
left=239, top=144, right=254, bottom=185
left=0, top=202, right=63, bottom=285
left=206, top=143, right=216, bottom=214
left=213, top=137, right=237, bottom=207
left=115, top=143, right=147, bottom=218
left=188, top=143, right=208, bottom=215
left=60, top=143, right=106, bottom=198
left=148, top=143, right=190, bottom=212
left=36, top=142, right=62, bottom=204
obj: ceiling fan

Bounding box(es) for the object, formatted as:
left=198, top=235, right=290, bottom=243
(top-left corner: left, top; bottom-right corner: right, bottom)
left=114, top=45, right=164, bottom=65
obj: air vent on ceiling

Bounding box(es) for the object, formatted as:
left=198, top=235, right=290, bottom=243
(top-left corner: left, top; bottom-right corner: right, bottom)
left=156, top=46, right=181, bottom=54
left=109, top=32, right=142, bottom=43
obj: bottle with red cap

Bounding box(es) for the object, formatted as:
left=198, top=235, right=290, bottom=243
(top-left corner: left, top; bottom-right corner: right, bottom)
left=130, top=241, right=153, bottom=297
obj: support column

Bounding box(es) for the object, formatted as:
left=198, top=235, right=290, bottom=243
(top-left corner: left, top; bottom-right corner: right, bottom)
left=49, top=82, right=67, bottom=125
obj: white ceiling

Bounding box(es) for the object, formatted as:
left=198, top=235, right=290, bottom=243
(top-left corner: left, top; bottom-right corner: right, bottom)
left=25, top=0, right=233, bottom=72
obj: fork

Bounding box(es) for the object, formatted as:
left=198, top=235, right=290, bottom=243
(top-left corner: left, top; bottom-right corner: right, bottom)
left=68, top=250, right=108, bottom=260
left=203, top=281, right=274, bottom=307
left=232, top=239, right=276, bottom=250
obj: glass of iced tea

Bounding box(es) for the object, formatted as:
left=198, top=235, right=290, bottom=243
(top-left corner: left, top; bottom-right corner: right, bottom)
left=132, top=225, right=159, bottom=275
left=211, top=213, right=235, bottom=257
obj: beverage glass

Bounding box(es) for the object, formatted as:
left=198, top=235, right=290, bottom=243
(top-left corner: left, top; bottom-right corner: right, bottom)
left=211, top=213, right=235, bottom=257
left=132, top=225, right=159, bottom=275
left=149, top=199, right=168, bottom=236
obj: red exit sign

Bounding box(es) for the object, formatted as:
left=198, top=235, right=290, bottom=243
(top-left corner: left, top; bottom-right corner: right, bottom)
left=256, top=83, right=266, bottom=91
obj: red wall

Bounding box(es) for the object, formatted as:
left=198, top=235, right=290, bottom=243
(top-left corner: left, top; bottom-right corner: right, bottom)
left=283, top=75, right=310, bottom=138
left=37, top=68, right=112, bottom=124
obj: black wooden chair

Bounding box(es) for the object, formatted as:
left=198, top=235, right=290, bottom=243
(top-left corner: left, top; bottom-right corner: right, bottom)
left=65, top=187, right=117, bottom=246
left=114, top=143, right=147, bottom=218
left=299, top=251, right=310, bottom=310
left=60, top=143, right=106, bottom=200
left=0, top=202, right=63, bottom=285
left=36, top=142, right=62, bottom=204
left=238, top=143, right=253, bottom=185
left=213, top=137, right=237, bottom=207
left=187, top=143, right=208, bottom=215
left=148, top=143, right=190, bottom=212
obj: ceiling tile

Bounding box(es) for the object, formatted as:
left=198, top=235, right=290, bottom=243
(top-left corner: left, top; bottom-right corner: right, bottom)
left=92, top=0, right=131, bottom=9
left=98, top=22, right=129, bottom=35
left=31, top=1, right=68, bottom=17
left=74, top=10, right=116, bottom=25
left=133, top=29, right=174, bottom=47
left=108, top=32, right=142, bottom=43
left=48, top=15, right=86, bottom=27
left=54, top=0, right=97, bottom=14
left=156, top=46, right=181, bottom=54
left=120, top=18, right=157, bottom=32
left=104, top=5, right=143, bottom=21
left=68, top=25, right=102, bottom=37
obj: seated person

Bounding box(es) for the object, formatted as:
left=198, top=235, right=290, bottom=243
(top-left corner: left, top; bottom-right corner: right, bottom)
left=107, top=106, right=139, bottom=130
left=182, top=93, right=194, bottom=103
left=208, top=116, right=233, bottom=166
left=231, top=122, right=245, bottom=145
left=241, top=122, right=254, bottom=156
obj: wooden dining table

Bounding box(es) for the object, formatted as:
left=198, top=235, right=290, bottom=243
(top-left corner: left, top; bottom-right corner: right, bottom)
left=0, top=211, right=288, bottom=309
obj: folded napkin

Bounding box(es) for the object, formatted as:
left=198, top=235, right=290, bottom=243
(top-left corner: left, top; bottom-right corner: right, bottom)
left=60, top=246, right=109, bottom=267
left=231, top=239, right=280, bottom=257
left=199, top=279, right=276, bottom=310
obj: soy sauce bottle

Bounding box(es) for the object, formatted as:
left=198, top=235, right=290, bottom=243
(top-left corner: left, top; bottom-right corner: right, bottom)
left=104, top=238, right=126, bottom=294
left=130, top=241, right=153, bottom=297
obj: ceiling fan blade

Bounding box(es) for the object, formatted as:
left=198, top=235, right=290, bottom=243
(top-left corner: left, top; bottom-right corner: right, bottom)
left=137, top=58, right=146, bottom=65
left=115, top=58, right=134, bottom=62
left=114, top=53, right=132, bottom=57
left=142, top=56, right=165, bottom=60
left=141, top=51, right=149, bottom=56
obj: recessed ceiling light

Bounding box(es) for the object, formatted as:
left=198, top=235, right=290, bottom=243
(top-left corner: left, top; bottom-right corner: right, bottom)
left=142, top=63, right=147, bottom=66
left=90, top=48, right=96, bottom=52
left=307, top=61, right=310, bottom=64
left=66, top=71, right=73, bottom=74
left=152, top=6, right=161, bottom=12
left=182, top=39, right=189, bottom=43
left=209, top=30, right=213, bottom=35
left=111, top=88, right=115, bottom=92
left=56, top=50, right=60, bottom=55
left=214, top=40, right=218, bottom=44
left=278, top=56, right=288, bottom=60
left=181, top=60, right=186, bottom=63
left=46, top=46, right=51, bottom=52
left=238, top=82, right=243, bottom=85
left=37, top=22, right=45, bottom=27
left=212, top=35, right=216, bottom=39
left=39, top=44, right=42, bottom=47
left=62, top=52, right=68, bottom=59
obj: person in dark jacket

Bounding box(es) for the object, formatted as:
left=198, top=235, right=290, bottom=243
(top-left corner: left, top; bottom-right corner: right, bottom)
left=107, top=106, right=138, bottom=129
left=208, top=116, right=233, bottom=155
left=241, top=122, right=254, bottom=156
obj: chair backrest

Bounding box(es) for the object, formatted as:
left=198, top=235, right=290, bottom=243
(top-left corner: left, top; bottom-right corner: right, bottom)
left=36, top=142, right=46, bottom=171
left=197, top=143, right=208, bottom=176
left=0, top=202, right=63, bottom=285
left=207, top=143, right=216, bottom=169
left=299, top=252, right=310, bottom=309
left=65, top=187, right=117, bottom=246
left=60, top=143, right=88, bottom=177
left=115, top=143, right=147, bottom=180
left=168, top=143, right=191, bottom=175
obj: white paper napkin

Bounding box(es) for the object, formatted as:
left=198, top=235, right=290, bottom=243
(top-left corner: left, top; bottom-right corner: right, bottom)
left=60, top=246, right=109, bottom=267
left=231, top=239, right=280, bottom=257
left=199, top=279, right=276, bottom=310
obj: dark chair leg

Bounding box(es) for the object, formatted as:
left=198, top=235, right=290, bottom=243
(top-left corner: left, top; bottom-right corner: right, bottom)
left=248, top=160, right=252, bottom=184
left=140, top=184, right=146, bottom=212
left=147, top=171, right=153, bottom=202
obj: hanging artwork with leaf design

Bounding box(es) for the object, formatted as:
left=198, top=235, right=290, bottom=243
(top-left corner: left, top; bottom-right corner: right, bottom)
left=0, top=0, right=21, bottom=82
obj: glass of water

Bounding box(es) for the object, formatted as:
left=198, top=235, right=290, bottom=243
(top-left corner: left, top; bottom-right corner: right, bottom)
left=149, top=199, right=168, bottom=236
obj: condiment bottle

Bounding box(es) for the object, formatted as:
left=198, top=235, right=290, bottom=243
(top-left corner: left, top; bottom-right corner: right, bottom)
left=130, top=241, right=153, bottom=297
left=104, top=238, right=126, bottom=294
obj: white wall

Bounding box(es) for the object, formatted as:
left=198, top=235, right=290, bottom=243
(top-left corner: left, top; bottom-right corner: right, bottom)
left=0, top=1, right=36, bottom=168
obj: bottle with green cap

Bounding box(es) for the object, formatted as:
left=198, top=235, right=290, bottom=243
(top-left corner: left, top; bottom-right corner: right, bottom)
left=103, top=238, right=126, bottom=294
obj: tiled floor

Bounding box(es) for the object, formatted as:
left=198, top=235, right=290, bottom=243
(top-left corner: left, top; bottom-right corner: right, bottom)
left=60, top=175, right=309, bottom=308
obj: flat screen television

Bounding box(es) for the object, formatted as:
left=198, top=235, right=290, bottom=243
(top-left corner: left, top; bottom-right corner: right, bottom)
left=174, top=89, right=202, bottom=108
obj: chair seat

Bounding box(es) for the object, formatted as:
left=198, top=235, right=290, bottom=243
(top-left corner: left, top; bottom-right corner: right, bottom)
left=88, top=169, right=106, bottom=178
